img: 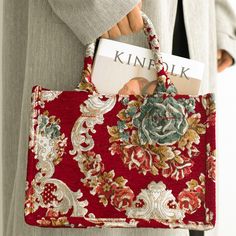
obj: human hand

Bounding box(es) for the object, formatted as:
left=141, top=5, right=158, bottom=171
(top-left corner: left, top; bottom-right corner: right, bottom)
left=118, top=77, right=148, bottom=95
left=101, top=1, right=143, bottom=39
left=217, top=49, right=234, bottom=72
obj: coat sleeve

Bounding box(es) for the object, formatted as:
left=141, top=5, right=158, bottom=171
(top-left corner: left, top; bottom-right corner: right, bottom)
left=215, top=0, right=236, bottom=63
left=48, top=0, right=140, bottom=45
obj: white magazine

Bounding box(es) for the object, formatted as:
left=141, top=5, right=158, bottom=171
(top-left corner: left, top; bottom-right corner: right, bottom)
left=91, top=39, right=204, bottom=95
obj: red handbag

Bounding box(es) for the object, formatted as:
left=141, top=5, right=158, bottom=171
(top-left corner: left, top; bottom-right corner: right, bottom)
left=24, top=12, right=216, bottom=230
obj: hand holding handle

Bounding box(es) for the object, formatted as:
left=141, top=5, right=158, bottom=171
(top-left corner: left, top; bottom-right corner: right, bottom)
left=76, top=12, right=176, bottom=95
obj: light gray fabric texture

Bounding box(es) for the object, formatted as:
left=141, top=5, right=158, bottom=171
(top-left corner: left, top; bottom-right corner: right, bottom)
left=2, top=0, right=29, bottom=232
left=48, top=0, right=142, bottom=44
left=2, top=0, right=236, bottom=236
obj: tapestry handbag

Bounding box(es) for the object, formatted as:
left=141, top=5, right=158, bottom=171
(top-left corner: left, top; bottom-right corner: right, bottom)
left=24, top=12, right=216, bottom=230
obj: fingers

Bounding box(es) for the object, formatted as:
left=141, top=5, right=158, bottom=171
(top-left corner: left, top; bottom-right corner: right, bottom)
left=101, top=1, right=143, bottom=39
left=101, top=31, right=109, bottom=39
left=107, top=24, right=122, bottom=39
left=101, top=25, right=121, bottom=39
left=127, top=5, right=144, bottom=33
left=218, top=50, right=233, bottom=73
left=118, top=16, right=132, bottom=35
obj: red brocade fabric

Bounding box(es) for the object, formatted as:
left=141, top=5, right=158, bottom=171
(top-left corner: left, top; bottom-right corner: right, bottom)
left=24, top=13, right=216, bottom=230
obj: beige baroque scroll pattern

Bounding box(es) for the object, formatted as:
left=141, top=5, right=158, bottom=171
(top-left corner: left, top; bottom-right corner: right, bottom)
left=25, top=87, right=89, bottom=218
left=70, top=93, right=117, bottom=156
left=69, top=94, right=187, bottom=225
left=126, top=181, right=185, bottom=221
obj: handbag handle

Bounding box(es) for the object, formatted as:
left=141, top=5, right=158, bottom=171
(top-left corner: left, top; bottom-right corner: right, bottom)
left=76, top=12, right=177, bottom=95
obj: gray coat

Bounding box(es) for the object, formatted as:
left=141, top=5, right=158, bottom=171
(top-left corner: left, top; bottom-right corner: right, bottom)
left=2, top=0, right=236, bottom=235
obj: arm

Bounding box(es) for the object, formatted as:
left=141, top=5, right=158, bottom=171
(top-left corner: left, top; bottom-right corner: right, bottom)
left=48, top=0, right=140, bottom=45
left=216, top=0, right=236, bottom=71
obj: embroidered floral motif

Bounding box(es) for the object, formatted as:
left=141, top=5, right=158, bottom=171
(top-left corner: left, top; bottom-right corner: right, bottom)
left=178, top=174, right=205, bottom=214
left=161, top=149, right=194, bottom=181
left=205, top=206, right=214, bottom=226
left=70, top=95, right=135, bottom=211
left=202, top=94, right=216, bottom=128
left=76, top=43, right=98, bottom=93
left=36, top=208, right=70, bottom=227
left=25, top=103, right=89, bottom=219
left=133, top=96, right=188, bottom=145
left=25, top=11, right=216, bottom=230
left=70, top=94, right=198, bottom=223
left=178, top=113, right=206, bottom=157
left=28, top=87, right=62, bottom=149
left=76, top=147, right=134, bottom=212
left=40, top=91, right=62, bottom=107
left=121, top=144, right=154, bottom=175
left=107, top=95, right=206, bottom=181
left=77, top=63, right=95, bottom=93
left=32, top=111, right=67, bottom=165
left=206, top=143, right=216, bottom=182
left=25, top=180, right=39, bottom=215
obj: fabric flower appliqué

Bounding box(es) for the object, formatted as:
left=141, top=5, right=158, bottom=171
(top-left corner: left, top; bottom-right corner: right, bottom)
left=133, top=96, right=188, bottom=145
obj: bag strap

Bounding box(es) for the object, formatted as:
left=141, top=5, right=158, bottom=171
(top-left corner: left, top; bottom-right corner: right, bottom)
left=76, top=12, right=177, bottom=95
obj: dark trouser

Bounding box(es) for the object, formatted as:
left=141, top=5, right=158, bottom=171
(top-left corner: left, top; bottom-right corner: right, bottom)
left=172, top=0, right=190, bottom=58
left=172, top=1, right=204, bottom=236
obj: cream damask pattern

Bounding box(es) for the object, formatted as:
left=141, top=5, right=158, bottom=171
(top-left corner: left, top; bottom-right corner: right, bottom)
left=70, top=93, right=117, bottom=155
left=25, top=88, right=90, bottom=226
left=126, top=181, right=185, bottom=221
left=69, top=93, right=213, bottom=228
left=107, top=95, right=208, bottom=181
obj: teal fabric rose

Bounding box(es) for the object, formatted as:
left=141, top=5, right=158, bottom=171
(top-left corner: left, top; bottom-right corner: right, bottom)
left=132, top=96, right=188, bottom=145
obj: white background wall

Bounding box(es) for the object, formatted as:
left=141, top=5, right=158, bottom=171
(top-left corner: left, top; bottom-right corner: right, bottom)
left=204, top=65, right=236, bottom=236
left=206, top=2, right=236, bottom=236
